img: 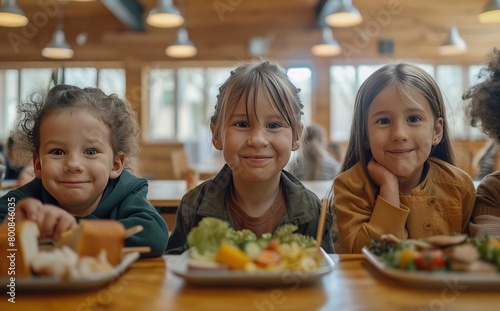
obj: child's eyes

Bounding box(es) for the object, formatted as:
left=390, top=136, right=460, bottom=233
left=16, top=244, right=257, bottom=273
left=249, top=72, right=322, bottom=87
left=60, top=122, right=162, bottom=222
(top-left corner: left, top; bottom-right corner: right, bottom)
left=407, top=116, right=422, bottom=123
left=374, top=116, right=422, bottom=125
left=267, top=122, right=282, bottom=129
left=234, top=121, right=249, bottom=128
left=85, top=149, right=99, bottom=155
left=375, top=118, right=391, bottom=125
left=49, top=149, right=64, bottom=155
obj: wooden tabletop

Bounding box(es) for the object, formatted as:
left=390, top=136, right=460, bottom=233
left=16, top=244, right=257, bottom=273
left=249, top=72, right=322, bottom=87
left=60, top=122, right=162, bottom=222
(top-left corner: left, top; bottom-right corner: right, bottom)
left=4, top=254, right=498, bottom=311
left=147, top=179, right=333, bottom=208
left=0, top=179, right=17, bottom=191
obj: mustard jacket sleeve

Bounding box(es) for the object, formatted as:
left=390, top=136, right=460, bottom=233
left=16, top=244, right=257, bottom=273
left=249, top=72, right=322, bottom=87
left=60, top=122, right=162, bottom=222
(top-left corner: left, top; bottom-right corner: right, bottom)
left=333, top=166, right=410, bottom=254
left=473, top=172, right=500, bottom=218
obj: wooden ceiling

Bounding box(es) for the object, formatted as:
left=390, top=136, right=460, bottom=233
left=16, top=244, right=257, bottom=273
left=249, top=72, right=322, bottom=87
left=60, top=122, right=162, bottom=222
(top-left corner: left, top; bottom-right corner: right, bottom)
left=0, top=0, right=499, bottom=64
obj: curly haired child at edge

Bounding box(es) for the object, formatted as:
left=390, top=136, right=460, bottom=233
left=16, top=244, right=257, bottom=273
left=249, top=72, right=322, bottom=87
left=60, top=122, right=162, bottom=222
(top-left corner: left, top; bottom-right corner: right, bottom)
left=329, top=63, right=476, bottom=254
left=166, top=60, right=334, bottom=254
left=0, top=85, right=169, bottom=257
left=464, top=48, right=500, bottom=239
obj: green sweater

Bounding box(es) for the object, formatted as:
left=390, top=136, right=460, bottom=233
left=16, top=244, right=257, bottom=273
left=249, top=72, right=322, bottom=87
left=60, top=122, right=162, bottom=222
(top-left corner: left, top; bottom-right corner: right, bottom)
left=0, top=170, right=168, bottom=258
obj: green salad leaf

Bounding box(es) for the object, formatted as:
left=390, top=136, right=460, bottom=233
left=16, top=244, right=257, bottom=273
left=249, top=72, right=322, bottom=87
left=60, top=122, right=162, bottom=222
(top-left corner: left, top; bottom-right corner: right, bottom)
left=273, top=224, right=316, bottom=248
left=187, top=217, right=256, bottom=255
left=186, top=218, right=317, bottom=257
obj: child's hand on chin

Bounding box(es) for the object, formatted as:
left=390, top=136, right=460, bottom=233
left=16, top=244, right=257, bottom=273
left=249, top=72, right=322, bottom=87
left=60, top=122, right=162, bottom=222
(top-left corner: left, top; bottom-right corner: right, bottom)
left=16, top=198, right=77, bottom=240
left=367, top=159, right=398, bottom=188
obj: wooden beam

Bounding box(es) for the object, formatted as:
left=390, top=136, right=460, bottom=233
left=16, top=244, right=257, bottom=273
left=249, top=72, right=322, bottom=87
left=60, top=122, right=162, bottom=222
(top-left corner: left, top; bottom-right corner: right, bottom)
left=101, top=0, right=145, bottom=31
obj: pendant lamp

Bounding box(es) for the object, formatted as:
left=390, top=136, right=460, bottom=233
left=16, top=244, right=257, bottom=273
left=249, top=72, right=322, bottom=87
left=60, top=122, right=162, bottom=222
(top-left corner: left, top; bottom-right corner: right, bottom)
left=147, top=0, right=184, bottom=28
left=324, top=0, right=362, bottom=28
left=478, top=0, right=500, bottom=24
left=311, top=27, right=341, bottom=57
left=438, top=26, right=467, bottom=56
left=42, top=18, right=74, bottom=59
left=165, top=27, right=197, bottom=58
left=0, top=0, right=28, bottom=27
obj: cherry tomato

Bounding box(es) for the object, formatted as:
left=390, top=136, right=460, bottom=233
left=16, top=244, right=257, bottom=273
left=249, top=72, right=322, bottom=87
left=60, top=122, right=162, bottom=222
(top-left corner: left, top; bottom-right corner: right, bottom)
left=415, top=249, right=446, bottom=271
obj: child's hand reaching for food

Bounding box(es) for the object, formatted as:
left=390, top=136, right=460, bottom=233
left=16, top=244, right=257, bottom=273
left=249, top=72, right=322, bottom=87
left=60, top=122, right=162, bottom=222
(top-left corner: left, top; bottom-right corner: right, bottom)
left=16, top=198, right=76, bottom=240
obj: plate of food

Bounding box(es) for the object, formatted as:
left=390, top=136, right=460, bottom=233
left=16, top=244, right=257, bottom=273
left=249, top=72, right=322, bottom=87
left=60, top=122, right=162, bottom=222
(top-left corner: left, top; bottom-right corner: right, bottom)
left=362, top=234, right=500, bottom=290
left=168, top=218, right=335, bottom=287
left=0, top=220, right=141, bottom=292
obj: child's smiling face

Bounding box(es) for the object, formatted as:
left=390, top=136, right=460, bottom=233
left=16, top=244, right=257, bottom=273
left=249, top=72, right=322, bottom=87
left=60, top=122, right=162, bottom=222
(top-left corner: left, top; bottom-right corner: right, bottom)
left=366, top=84, right=443, bottom=188
left=212, top=90, right=299, bottom=185
left=33, top=109, right=124, bottom=216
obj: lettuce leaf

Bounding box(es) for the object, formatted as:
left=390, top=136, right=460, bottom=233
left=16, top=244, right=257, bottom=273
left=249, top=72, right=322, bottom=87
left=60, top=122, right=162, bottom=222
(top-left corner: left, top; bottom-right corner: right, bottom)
left=187, top=217, right=256, bottom=255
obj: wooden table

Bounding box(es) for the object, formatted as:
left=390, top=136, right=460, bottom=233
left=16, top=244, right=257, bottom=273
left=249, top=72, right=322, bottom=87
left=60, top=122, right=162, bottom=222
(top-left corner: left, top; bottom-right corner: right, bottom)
left=0, top=179, right=17, bottom=191
left=3, top=254, right=498, bottom=311
left=147, top=180, right=333, bottom=208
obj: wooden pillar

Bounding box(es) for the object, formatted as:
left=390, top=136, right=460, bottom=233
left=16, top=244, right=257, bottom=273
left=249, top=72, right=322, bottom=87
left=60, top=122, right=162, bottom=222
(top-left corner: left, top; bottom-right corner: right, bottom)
left=124, top=59, right=143, bottom=126
left=312, top=58, right=331, bottom=141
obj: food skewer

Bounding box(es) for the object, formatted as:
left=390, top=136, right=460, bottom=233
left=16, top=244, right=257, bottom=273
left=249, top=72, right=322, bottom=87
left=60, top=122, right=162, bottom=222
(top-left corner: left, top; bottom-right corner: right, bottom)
left=122, top=246, right=151, bottom=254
left=124, top=225, right=144, bottom=238
left=315, top=199, right=328, bottom=259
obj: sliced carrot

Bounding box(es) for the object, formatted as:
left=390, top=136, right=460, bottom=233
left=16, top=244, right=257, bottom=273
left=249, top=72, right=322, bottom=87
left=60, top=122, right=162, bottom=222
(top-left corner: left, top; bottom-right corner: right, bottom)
left=215, top=242, right=252, bottom=270
left=255, top=250, right=281, bottom=268
left=265, top=239, right=280, bottom=251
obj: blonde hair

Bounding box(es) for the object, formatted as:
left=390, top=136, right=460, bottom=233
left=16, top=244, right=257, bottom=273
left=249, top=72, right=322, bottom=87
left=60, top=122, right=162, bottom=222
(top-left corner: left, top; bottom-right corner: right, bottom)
left=210, top=60, right=303, bottom=142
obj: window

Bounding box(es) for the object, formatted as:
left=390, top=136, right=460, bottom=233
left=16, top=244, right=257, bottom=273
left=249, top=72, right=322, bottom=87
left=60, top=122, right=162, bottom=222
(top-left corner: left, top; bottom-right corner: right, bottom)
left=330, top=63, right=483, bottom=142
left=0, top=70, right=19, bottom=139
left=177, top=68, right=204, bottom=141
left=435, top=65, right=465, bottom=139
left=330, top=65, right=356, bottom=141
left=287, top=67, right=312, bottom=125
left=147, top=66, right=313, bottom=164
left=0, top=67, right=125, bottom=140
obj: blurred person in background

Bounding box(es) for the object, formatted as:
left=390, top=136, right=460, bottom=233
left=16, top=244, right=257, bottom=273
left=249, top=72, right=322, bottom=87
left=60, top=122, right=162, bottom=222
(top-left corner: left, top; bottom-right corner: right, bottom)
left=287, top=123, right=340, bottom=181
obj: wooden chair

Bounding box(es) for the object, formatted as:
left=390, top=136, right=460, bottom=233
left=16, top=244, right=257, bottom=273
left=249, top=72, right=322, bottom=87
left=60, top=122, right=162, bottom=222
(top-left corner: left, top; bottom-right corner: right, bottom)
left=169, top=149, right=190, bottom=180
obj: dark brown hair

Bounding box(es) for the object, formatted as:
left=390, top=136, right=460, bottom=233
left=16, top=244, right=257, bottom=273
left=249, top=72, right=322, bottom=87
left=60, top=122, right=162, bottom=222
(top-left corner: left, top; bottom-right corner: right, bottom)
left=341, top=62, right=454, bottom=174
left=12, top=84, right=140, bottom=170
left=464, top=48, right=500, bottom=142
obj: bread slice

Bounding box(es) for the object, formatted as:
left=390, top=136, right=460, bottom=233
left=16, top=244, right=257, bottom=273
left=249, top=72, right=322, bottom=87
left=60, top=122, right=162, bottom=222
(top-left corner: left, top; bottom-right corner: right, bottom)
left=58, top=219, right=125, bottom=266
left=0, top=220, right=40, bottom=278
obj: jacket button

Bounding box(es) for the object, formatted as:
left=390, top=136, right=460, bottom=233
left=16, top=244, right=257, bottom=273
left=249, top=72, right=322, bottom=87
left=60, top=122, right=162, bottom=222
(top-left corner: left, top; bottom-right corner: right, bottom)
left=423, top=223, right=432, bottom=230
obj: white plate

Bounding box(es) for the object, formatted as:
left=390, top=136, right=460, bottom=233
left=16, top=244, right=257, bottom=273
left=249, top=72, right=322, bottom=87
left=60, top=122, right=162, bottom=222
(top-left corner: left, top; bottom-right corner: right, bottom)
left=362, top=247, right=500, bottom=290
left=168, top=248, right=335, bottom=287
left=0, top=252, right=139, bottom=292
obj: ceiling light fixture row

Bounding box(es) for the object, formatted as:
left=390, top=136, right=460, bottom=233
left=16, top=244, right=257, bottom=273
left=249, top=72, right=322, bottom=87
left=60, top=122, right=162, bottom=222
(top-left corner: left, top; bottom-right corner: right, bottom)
left=147, top=0, right=197, bottom=58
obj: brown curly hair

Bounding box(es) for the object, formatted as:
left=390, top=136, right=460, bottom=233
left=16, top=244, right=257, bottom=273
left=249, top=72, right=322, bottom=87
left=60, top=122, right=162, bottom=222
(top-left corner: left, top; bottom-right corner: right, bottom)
left=11, top=84, right=140, bottom=171
left=464, top=48, right=500, bottom=142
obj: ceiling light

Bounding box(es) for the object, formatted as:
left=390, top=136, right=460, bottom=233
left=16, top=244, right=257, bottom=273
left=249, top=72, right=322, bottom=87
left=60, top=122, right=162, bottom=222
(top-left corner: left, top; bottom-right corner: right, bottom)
left=42, top=20, right=74, bottom=59
left=165, top=27, right=197, bottom=58
left=147, top=0, right=184, bottom=28
left=0, top=0, right=28, bottom=27
left=438, top=26, right=467, bottom=56
left=478, top=0, right=500, bottom=24
left=311, top=27, right=341, bottom=57
left=324, top=0, right=362, bottom=28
